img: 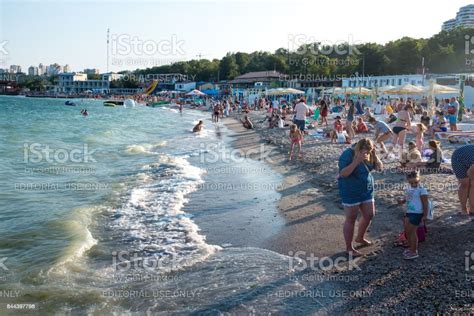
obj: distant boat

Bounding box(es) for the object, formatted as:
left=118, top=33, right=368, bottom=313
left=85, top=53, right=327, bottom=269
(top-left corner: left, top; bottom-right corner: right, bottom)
left=65, top=101, right=76, bottom=106
left=103, top=100, right=124, bottom=107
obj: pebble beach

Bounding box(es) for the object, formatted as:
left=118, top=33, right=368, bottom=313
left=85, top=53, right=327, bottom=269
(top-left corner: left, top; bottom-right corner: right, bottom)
left=225, top=110, right=474, bottom=314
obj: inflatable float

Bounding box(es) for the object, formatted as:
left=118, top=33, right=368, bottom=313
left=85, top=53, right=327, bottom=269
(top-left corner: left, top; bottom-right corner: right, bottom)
left=103, top=100, right=123, bottom=107
left=123, top=99, right=136, bottom=108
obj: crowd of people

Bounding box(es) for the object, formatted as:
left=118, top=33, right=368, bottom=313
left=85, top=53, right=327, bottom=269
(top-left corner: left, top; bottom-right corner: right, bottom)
left=188, top=91, right=473, bottom=261
left=217, top=93, right=473, bottom=261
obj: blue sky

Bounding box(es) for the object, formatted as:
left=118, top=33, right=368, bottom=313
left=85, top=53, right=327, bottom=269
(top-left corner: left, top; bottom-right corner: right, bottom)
left=1, top=0, right=473, bottom=72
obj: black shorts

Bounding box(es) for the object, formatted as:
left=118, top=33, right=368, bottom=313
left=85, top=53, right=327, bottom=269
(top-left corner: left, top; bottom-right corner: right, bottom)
left=406, top=213, right=423, bottom=226
left=294, top=119, right=305, bottom=131
left=392, top=126, right=406, bottom=135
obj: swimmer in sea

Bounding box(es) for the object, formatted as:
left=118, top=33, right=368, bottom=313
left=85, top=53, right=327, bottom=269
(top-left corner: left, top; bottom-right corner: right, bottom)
left=240, top=115, right=254, bottom=129
left=193, top=120, right=204, bottom=133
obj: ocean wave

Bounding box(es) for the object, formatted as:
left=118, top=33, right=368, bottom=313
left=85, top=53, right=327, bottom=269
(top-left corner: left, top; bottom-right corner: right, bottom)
left=47, top=206, right=99, bottom=274
left=108, top=154, right=220, bottom=273
left=124, top=141, right=167, bottom=155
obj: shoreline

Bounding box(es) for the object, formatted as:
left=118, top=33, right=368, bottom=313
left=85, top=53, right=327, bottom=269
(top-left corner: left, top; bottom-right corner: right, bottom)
left=224, top=116, right=350, bottom=258
left=223, top=110, right=474, bottom=313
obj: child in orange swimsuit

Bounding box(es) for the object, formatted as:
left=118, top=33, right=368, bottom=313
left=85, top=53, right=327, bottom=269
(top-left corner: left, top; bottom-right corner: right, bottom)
left=289, top=124, right=303, bottom=160
left=356, top=117, right=369, bottom=133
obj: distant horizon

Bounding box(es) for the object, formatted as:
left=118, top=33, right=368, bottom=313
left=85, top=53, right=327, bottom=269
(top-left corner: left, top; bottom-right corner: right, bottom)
left=1, top=0, right=473, bottom=73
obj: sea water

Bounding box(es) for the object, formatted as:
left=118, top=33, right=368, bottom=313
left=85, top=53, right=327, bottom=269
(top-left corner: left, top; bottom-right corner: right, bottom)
left=0, top=96, right=330, bottom=314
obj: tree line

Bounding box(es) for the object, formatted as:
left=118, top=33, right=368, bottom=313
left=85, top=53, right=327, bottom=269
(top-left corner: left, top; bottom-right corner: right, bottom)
left=131, top=28, right=474, bottom=82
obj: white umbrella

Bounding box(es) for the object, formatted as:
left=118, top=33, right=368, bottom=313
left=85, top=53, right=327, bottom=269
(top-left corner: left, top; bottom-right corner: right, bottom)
left=377, top=85, right=396, bottom=94
left=385, top=84, right=424, bottom=95
left=423, top=83, right=459, bottom=94
left=331, top=87, right=346, bottom=95
left=345, top=87, right=372, bottom=95
left=284, top=88, right=305, bottom=94
left=186, top=89, right=206, bottom=96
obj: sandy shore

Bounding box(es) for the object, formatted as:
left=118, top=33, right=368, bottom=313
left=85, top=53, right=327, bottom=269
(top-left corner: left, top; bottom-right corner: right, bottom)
left=223, top=110, right=474, bottom=314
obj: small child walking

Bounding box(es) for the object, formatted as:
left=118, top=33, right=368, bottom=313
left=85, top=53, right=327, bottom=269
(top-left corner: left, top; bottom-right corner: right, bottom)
left=289, top=124, right=303, bottom=160
left=415, top=123, right=426, bottom=151
left=398, top=171, right=429, bottom=260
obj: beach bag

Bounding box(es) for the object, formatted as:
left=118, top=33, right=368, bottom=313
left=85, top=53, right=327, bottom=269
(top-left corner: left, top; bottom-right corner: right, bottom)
left=417, top=223, right=427, bottom=242
left=397, top=222, right=427, bottom=244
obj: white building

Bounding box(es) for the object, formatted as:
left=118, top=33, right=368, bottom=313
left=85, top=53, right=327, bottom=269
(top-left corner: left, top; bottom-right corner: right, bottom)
left=9, top=65, right=22, bottom=73
left=63, top=64, right=71, bottom=73
left=175, top=81, right=196, bottom=92
left=57, top=72, right=111, bottom=94
left=342, top=73, right=474, bottom=108
left=442, top=5, right=474, bottom=31
left=342, top=74, right=425, bottom=88
left=38, top=63, right=46, bottom=76
left=28, top=66, right=39, bottom=76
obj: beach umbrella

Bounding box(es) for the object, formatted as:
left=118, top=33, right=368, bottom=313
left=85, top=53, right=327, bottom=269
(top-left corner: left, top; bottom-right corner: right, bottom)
left=385, top=84, right=424, bottom=95
left=186, top=89, right=206, bottom=96
left=377, top=85, right=396, bottom=94
left=266, top=88, right=283, bottom=96
left=266, top=88, right=288, bottom=96
left=331, top=87, right=346, bottom=95
left=423, top=83, right=459, bottom=94
left=345, top=87, right=372, bottom=95
left=284, top=88, right=305, bottom=94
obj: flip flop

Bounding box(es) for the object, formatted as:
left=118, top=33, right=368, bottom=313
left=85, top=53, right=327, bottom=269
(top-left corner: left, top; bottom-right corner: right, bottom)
left=355, top=240, right=374, bottom=248
left=403, top=251, right=419, bottom=260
